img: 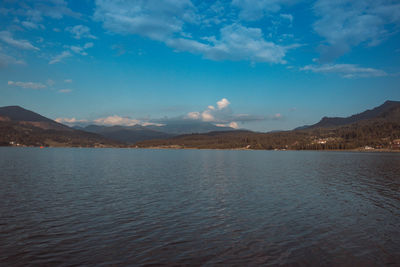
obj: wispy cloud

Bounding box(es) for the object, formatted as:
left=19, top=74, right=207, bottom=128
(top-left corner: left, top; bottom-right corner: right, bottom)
left=280, top=13, right=293, bottom=23
left=94, top=0, right=293, bottom=63
left=66, top=25, right=97, bottom=39
left=55, top=115, right=163, bottom=127
left=94, top=0, right=196, bottom=41
left=69, top=42, right=93, bottom=56
left=46, top=79, right=55, bottom=86
left=232, top=0, right=293, bottom=21
left=49, top=50, right=71, bottom=64
left=55, top=117, right=88, bottom=124
left=167, top=24, right=287, bottom=63
left=4, top=0, right=81, bottom=23
left=8, top=80, right=46, bottom=89
left=21, top=21, right=40, bottom=30
left=93, top=115, right=140, bottom=126
left=272, top=113, right=283, bottom=120
left=0, top=52, right=26, bottom=67
left=58, top=89, right=72, bottom=93
left=64, top=79, right=72, bottom=83
left=0, top=31, right=39, bottom=50
left=300, top=64, right=388, bottom=78
left=50, top=43, right=93, bottom=64
left=313, top=0, right=400, bottom=61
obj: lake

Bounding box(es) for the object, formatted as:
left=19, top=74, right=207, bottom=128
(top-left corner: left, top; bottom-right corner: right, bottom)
left=1, top=148, right=399, bottom=266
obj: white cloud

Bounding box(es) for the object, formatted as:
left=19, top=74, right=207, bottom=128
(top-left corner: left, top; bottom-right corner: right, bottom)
left=0, top=52, right=26, bottom=67
left=46, top=79, right=55, bottom=86
left=94, top=115, right=140, bottom=126
left=58, top=89, right=72, bottom=93
left=216, top=122, right=239, bottom=129
left=186, top=98, right=231, bottom=123
left=185, top=98, right=249, bottom=128
left=142, top=122, right=165, bottom=127
left=313, top=0, right=400, bottom=61
left=201, top=110, right=215, bottom=122
left=21, top=21, right=39, bottom=29
left=94, top=0, right=196, bottom=41
left=229, top=122, right=239, bottom=129
left=0, top=31, right=39, bottom=50
left=167, top=24, right=287, bottom=63
left=280, top=13, right=293, bottom=23
left=300, top=64, right=388, bottom=78
left=64, top=79, right=72, bottom=83
left=66, top=25, right=97, bottom=39
left=185, top=98, right=277, bottom=128
left=56, top=116, right=165, bottom=127
left=217, top=98, right=230, bottom=109
left=49, top=51, right=71, bottom=64
left=69, top=42, right=93, bottom=56
left=187, top=111, right=201, bottom=120
left=8, top=80, right=46, bottom=89
left=12, top=0, right=81, bottom=23
left=94, top=1, right=292, bottom=63
left=55, top=117, right=88, bottom=124
left=232, top=0, right=294, bottom=21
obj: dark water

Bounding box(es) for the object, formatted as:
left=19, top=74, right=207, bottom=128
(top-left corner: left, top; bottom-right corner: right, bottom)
left=1, top=148, right=399, bottom=266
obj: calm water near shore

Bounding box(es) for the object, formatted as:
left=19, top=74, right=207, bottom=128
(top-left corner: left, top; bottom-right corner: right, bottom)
left=1, top=147, right=399, bottom=266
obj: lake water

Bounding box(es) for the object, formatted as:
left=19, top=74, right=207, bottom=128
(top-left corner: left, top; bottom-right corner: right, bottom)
left=1, top=148, right=399, bottom=266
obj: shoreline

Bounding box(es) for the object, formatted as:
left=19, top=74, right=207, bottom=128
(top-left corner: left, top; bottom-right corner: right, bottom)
left=138, top=146, right=400, bottom=153
left=2, top=145, right=400, bottom=153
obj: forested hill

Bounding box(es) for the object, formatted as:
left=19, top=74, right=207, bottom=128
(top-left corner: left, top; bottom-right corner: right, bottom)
left=303, top=100, right=400, bottom=129
left=0, top=106, right=122, bottom=147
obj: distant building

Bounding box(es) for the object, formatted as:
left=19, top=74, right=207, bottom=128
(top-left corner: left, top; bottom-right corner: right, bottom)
left=393, top=139, right=400, bottom=149
left=313, top=139, right=327, bottom=144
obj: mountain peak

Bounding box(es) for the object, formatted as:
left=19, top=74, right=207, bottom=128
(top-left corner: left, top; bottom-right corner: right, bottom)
left=0, top=105, right=51, bottom=122
left=303, top=100, right=400, bottom=129
left=0, top=105, right=70, bottom=131
left=384, top=100, right=400, bottom=103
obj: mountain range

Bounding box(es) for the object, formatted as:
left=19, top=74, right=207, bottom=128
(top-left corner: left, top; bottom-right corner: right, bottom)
left=0, top=106, right=236, bottom=146
left=137, top=100, right=400, bottom=150
left=1, top=100, right=399, bottom=149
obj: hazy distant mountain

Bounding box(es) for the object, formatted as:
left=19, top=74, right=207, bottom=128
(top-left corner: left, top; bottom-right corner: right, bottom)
left=0, top=106, right=120, bottom=147
left=82, top=125, right=174, bottom=144
left=146, top=120, right=234, bottom=135
left=303, top=100, right=400, bottom=129
left=79, top=120, right=236, bottom=144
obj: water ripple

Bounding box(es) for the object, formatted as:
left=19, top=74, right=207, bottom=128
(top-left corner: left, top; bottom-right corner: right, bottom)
left=0, top=148, right=399, bottom=266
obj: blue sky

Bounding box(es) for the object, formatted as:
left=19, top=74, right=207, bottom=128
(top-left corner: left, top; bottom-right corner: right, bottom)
left=0, top=0, right=399, bottom=131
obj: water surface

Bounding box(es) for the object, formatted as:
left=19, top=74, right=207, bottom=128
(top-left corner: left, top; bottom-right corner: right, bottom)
left=1, top=148, right=399, bottom=266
